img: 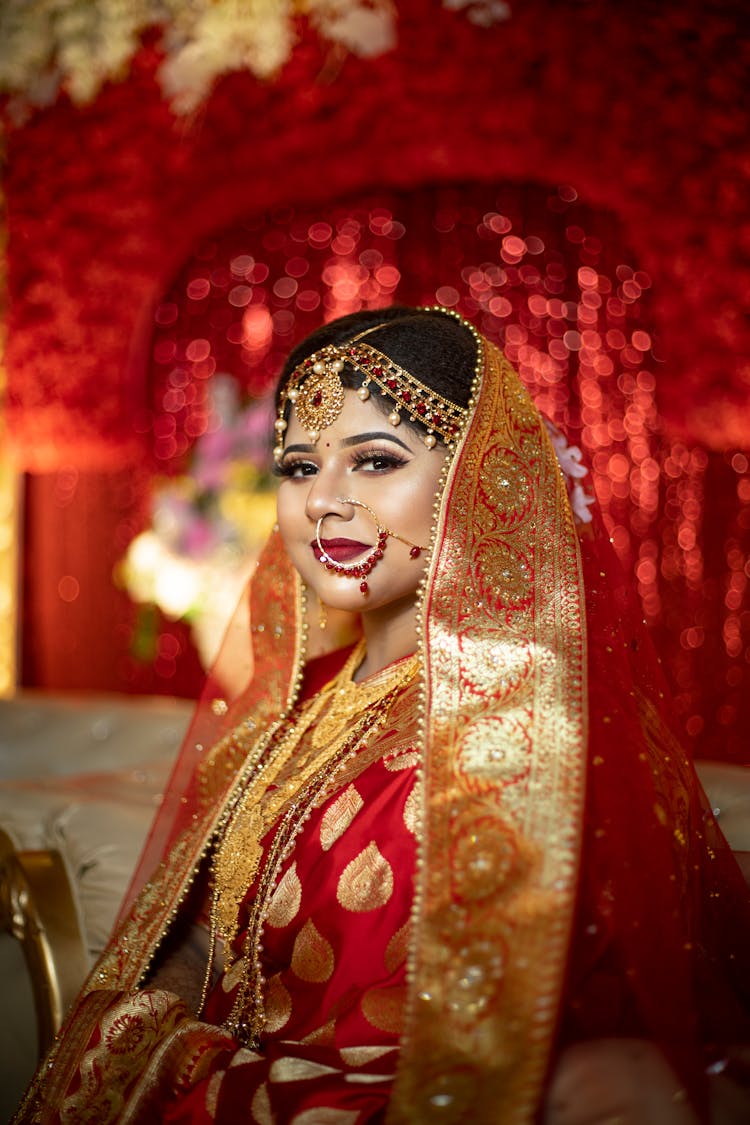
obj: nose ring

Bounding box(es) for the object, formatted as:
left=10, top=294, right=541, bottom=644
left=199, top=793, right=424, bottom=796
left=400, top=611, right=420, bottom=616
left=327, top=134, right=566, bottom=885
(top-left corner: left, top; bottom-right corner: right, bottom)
left=316, top=498, right=388, bottom=596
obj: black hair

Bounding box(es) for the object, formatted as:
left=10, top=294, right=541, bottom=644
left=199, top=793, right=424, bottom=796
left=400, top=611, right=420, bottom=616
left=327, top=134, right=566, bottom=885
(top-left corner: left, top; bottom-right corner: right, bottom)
left=276, top=306, right=478, bottom=437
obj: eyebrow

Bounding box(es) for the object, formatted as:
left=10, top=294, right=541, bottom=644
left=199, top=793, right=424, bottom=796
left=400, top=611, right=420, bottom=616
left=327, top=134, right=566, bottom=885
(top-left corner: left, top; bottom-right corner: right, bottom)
left=282, top=431, right=414, bottom=456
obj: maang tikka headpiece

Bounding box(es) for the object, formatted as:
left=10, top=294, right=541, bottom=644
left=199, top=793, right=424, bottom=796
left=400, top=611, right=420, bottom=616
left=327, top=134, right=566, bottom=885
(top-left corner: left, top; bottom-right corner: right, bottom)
left=273, top=320, right=470, bottom=461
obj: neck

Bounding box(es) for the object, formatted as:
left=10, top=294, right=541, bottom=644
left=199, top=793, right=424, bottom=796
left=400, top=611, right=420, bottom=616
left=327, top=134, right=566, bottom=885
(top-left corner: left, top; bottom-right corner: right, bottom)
left=355, top=595, right=419, bottom=682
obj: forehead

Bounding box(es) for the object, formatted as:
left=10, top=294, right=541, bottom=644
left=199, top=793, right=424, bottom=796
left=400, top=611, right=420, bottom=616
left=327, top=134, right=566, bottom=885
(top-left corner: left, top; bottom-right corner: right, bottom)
left=284, top=389, right=424, bottom=451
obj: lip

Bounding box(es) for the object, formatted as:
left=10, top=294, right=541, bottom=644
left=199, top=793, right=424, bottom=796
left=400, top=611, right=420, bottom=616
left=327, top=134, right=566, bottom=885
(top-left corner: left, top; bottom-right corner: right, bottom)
left=311, top=537, right=372, bottom=563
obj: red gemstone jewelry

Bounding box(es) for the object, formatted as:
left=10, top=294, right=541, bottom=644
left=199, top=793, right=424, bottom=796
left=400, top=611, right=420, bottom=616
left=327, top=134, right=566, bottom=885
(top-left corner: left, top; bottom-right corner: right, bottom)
left=316, top=502, right=388, bottom=597
left=316, top=498, right=427, bottom=597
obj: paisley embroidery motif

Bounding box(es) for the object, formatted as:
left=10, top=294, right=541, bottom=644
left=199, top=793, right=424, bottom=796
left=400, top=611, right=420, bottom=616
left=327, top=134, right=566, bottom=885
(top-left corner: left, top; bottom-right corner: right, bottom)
left=385, top=920, right=411, bottom=973
left=291, top=918, right=335, bottom=982
left=205, top=1070, right=225, bottom=1116
left=361, top=984, right=405, bottom=1034
left=336, top=841, right=394, bottom=912
left=269, top=1056, right=340, bottom=1082
left=290, top=1110, right=359, bottom=1125
left=300, top=1019, right=336, bottom=1046
left=251, top=1081, right=273, bottom=1125
left=266, top=861, right=302, bottom=928
left=320, top=784, right=364, bottom=851
left=221, top=956, right=246, bottom=994
left=403, top=781, right=420, bottom=835
left=339, top=1045, right=396, bottom=1066
left=263, top=972, right=293, bottom=1032
left=384, top=750, right=419, bottom=772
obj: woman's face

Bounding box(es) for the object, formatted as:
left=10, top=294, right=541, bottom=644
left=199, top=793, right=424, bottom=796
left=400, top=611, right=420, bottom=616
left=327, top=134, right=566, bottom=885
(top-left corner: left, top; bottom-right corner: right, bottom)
left=276, top=390, right=448, bottom=616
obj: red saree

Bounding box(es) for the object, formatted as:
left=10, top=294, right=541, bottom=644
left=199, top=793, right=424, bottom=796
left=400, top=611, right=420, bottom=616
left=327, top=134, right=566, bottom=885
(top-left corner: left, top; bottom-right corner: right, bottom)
left=15, top=331, right=750, bottom=1124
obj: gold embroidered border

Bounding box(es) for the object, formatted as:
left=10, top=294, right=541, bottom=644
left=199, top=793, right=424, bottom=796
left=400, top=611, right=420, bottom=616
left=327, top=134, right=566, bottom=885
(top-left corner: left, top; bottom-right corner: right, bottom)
left=390, top=341, right=587, bottom=1123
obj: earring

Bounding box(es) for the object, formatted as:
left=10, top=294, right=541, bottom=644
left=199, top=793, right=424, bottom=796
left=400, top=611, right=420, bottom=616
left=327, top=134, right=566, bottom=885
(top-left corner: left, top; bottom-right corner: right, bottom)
left=318, top=598, right=328, bottom=630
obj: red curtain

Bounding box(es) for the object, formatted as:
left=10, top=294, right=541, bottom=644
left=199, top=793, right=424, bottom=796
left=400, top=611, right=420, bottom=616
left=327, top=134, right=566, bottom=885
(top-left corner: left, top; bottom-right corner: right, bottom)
left=6, top=1, right=750, bottom=762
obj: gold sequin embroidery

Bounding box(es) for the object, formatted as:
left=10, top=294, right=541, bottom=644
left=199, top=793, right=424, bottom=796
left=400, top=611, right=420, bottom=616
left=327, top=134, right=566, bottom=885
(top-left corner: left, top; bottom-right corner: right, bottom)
left=336, top=841, right=394, bottom=912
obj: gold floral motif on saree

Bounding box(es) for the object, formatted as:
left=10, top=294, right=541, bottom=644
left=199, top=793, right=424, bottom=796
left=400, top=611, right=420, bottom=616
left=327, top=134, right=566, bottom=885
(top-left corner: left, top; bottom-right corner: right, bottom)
left=402, top=782, right=419, bottom=835
left=56, top=990, right=190, bottom=1121
left=340, top=1044, right=396, bottom=1066
left=383, top=748, right=420, bottom=772
left=205, top=1069, right=224, bottom=1117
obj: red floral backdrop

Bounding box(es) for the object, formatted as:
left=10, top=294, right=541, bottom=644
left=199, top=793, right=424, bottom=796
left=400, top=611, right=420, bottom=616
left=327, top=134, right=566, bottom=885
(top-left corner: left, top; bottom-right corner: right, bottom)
left=5, top=0, right=750, bottom=762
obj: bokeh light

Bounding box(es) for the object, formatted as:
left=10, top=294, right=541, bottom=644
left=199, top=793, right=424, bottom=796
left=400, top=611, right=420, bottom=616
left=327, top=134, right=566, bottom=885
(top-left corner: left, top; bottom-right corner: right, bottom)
left=141, top=185, right=750, bottom=758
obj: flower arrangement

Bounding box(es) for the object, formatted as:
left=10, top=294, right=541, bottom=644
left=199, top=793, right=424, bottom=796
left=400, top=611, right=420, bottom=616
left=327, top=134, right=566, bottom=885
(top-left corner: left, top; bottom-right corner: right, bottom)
left=120, top=376, right=278, bottom=665
left=0, top=0, right=399, bottom=116
left=0, top=1, right=517, bottom=118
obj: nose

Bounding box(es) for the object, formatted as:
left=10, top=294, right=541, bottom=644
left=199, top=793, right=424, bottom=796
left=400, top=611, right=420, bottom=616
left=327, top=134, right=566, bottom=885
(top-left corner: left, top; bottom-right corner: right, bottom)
left=303, top=468, right=353, bottom=526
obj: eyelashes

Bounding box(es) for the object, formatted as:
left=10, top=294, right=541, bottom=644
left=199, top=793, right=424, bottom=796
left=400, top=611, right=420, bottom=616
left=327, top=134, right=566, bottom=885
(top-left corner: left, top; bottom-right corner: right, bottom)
left=275, top=447, right=409, bottom=478
left=350, top=449, right=408, bottom=471
left=273, top=458, right=312, bottom=479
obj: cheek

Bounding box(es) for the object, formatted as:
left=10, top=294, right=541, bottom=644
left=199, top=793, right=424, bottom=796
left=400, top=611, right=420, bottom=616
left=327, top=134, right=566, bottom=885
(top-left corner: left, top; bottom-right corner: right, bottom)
left=393, top=463, right=446, bottom=532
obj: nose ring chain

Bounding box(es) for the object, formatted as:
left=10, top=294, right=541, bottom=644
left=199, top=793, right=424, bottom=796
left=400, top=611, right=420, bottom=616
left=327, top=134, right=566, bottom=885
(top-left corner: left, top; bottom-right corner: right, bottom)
left=315, top=498, right=424, bottom=596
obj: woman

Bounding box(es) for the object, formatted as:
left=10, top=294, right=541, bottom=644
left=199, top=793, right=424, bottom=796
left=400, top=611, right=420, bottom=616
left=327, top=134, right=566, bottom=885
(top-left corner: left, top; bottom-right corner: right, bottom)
left=16, top=307, right=750, bottom=1123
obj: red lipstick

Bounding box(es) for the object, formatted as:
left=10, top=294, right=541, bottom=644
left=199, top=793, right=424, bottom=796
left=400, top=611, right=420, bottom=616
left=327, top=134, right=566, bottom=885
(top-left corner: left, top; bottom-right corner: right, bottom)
left=312, top=537, right=371, bottom=563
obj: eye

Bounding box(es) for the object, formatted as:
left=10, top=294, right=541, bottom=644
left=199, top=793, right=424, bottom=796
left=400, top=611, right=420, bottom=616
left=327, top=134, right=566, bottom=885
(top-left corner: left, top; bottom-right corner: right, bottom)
left=351, top=448, right=409, bottom=473
left=274, top=457, right=318, bottom=479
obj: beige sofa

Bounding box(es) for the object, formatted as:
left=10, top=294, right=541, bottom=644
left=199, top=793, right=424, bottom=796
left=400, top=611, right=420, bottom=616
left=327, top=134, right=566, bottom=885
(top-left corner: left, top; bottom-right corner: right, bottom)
left=1, top=692, right=748, bottom=1120
left=0, top=692, right=191, bottom=1118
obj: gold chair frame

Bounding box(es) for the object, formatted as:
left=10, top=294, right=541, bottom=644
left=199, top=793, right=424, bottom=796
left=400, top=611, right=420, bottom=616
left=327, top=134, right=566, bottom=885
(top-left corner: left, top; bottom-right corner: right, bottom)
left=0, top=828, right=89, bottom=1056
